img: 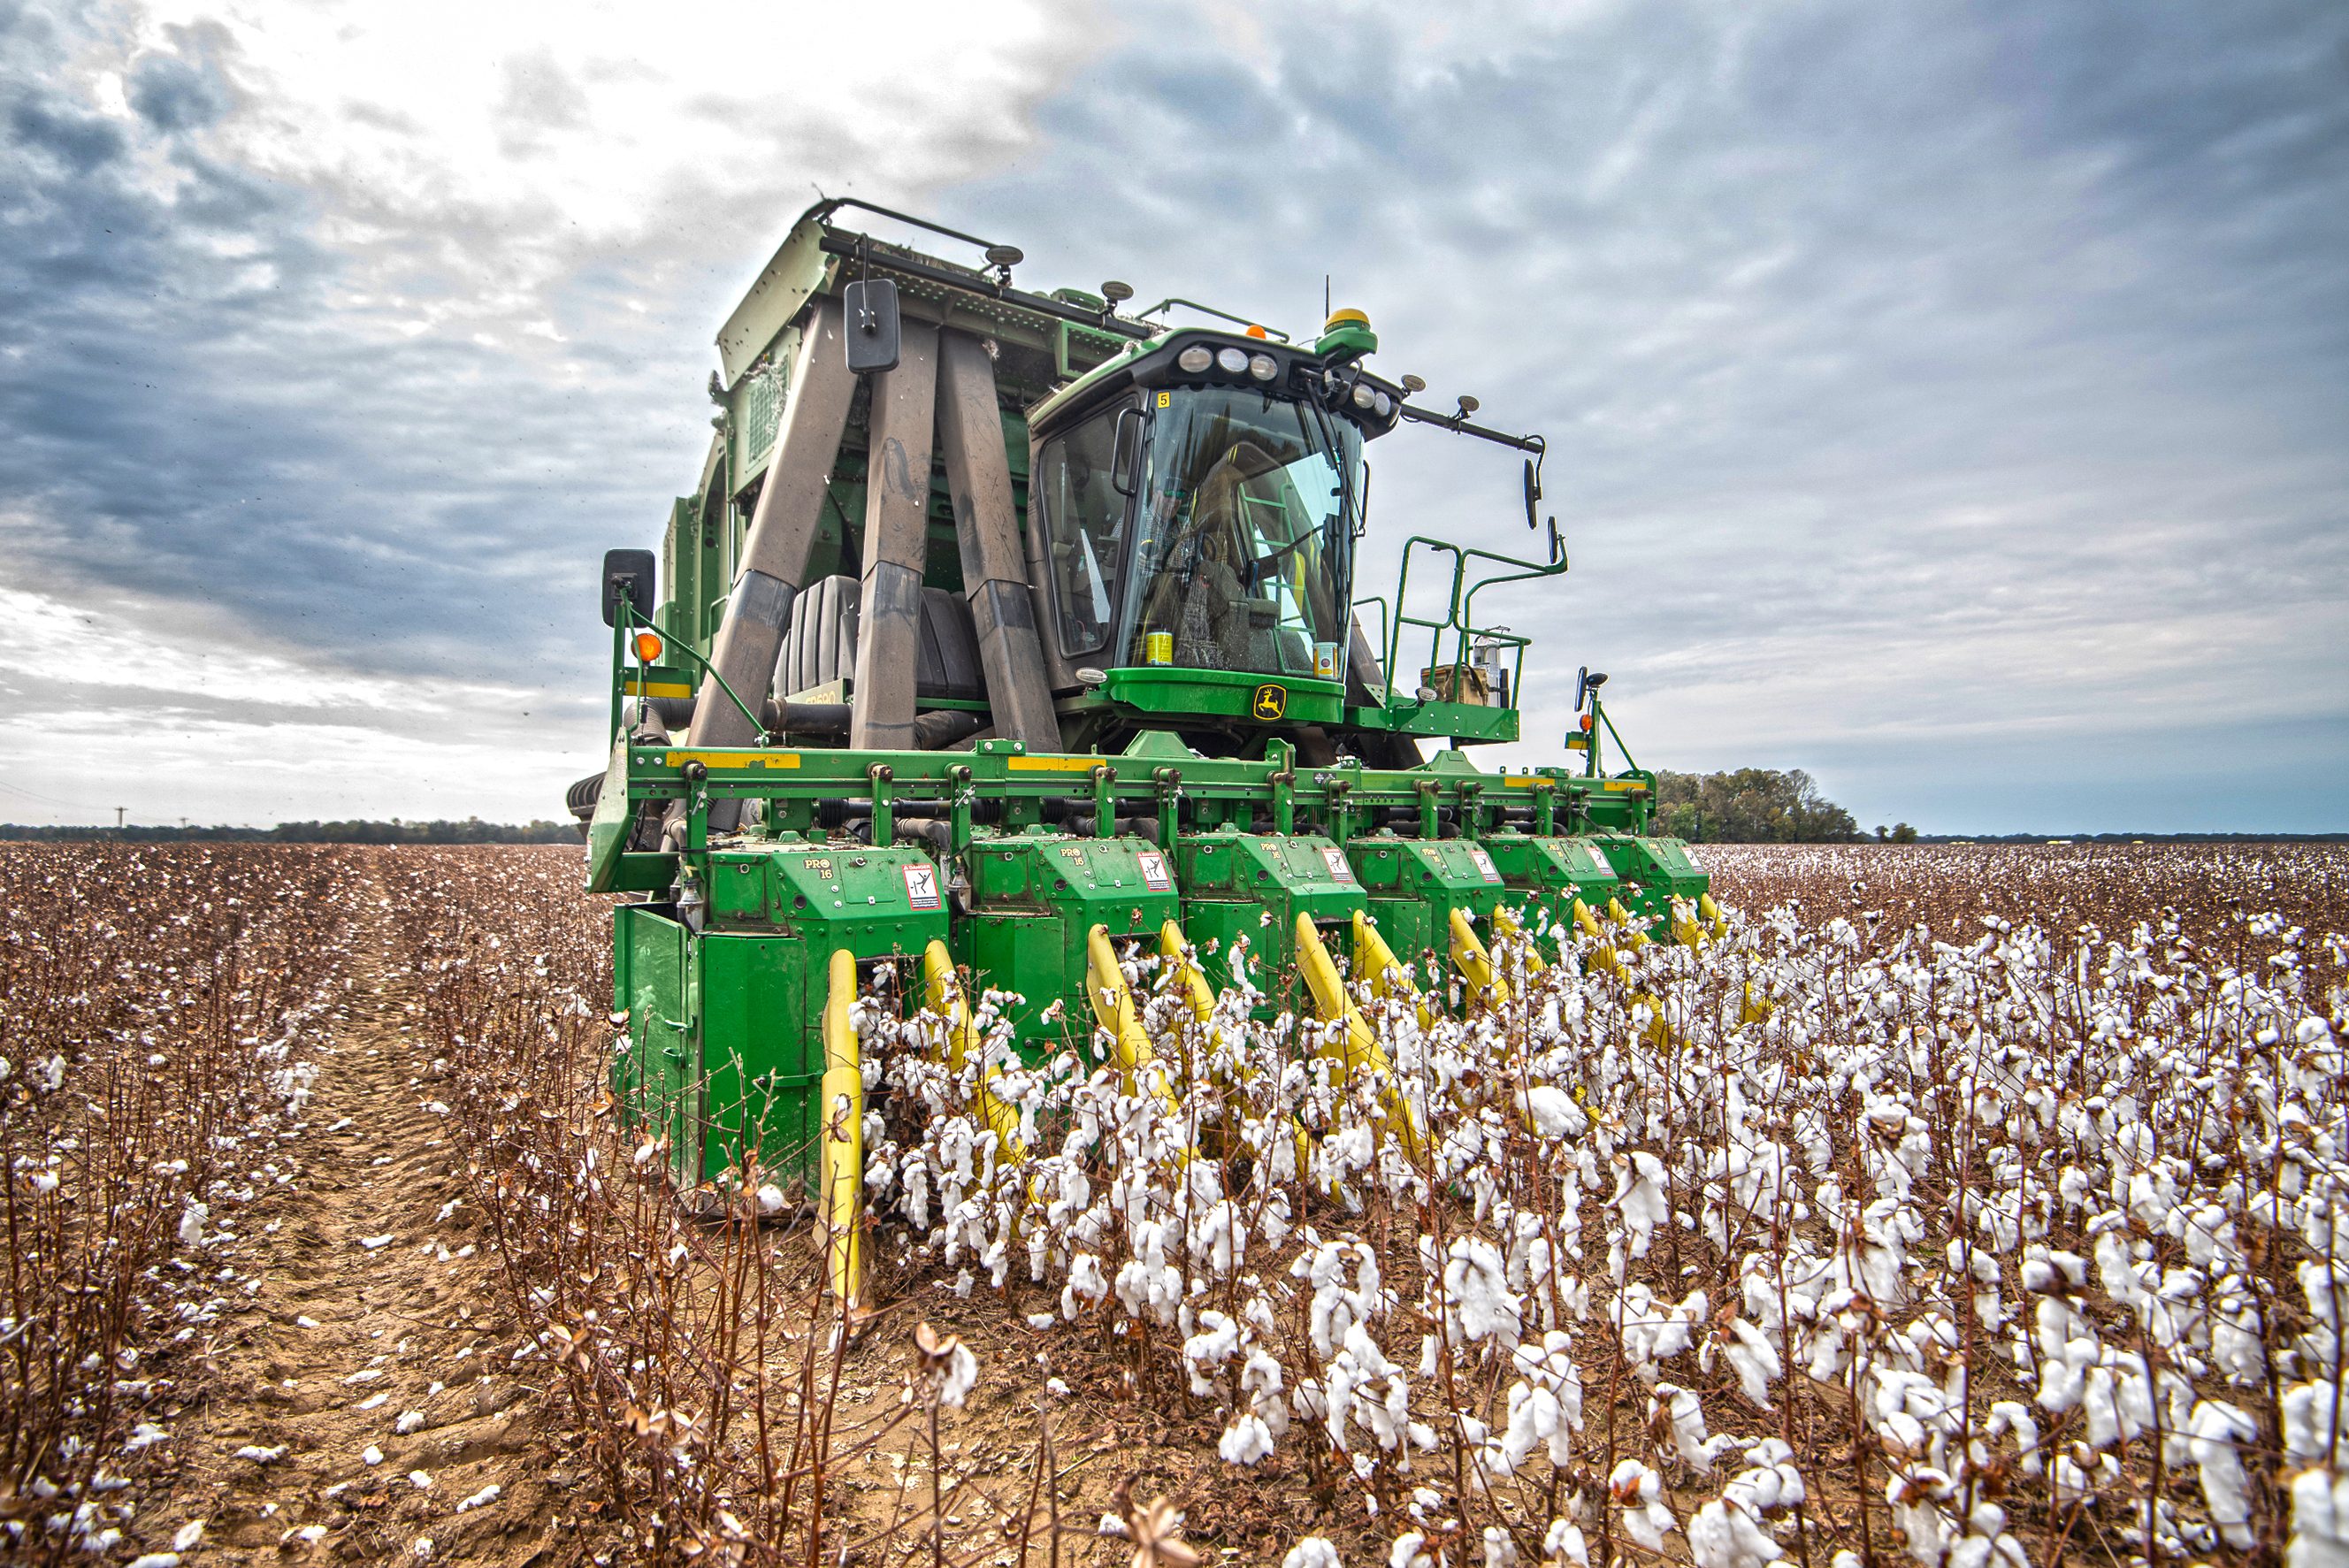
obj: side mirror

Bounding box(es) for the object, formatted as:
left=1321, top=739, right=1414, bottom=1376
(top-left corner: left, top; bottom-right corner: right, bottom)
left=1573, top=665, right=1589, bottom=713
left=843, top=277, right=901, bottom=374
left=1548, top=516, right=1565, bottom=566
left=1522, top=457, right=1541, bottom=532
left=1109, top=404, right=1144, bottom=497
left=603, top=548, right=657, bottom=628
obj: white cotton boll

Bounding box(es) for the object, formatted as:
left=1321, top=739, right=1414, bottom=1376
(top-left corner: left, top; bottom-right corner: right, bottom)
left=1610, top=1458, right=1672, bottom=1549
left=1282, top=1541, right=1341, bottom=1568
left=1389, top=1531, right=1435, bottom=1568
left=1626, top=1498, right=1677, bottom=1554
left=1445, top=1235, right=1524, bottom=1350
left=1611, top=1151, right=1669, bottom=1258
left=1687, top=1496, right=1782, bottom=1568
left=126, top=1555, right=180, bottom=1568
left=1500, top=1379, right=1569, bottom=1472
left=1986, top=1402, right=2041, bottom=1476
left=1721, top=1318, right=1782, bottom=1409
left=363, top=1445, right=384, bottom=1465
left=937, top=1342, right=978, bottom=1409
left=2186, top=1400, right=2258, bottom=1549
left=172, top=1522, right=204, bottom=1551
left=1061, top=1252, right=1108, bottom=1321
left=455, top=1483, right=501, bottom=1512
left=1219, top=1413, right=1274, bottom=1466
left=1481, top=1524, right=1519, bottom=1567
left=178, top=1200, right=207, bottom=1249
left=1542, top=1518, right=1590, bottom=1565
left=1182, top=1312, right=1241, bottom=1396
left=2290, top=1466, right=2349, bottom=1568
left=1653, top=1384, right=1715, bottom=1472
left=1523, top=1085, right=1587, bottom=1141
left=2284, top=1381, right=2345, bottom=1465
left=754, top=1183, right=787, bottom=1215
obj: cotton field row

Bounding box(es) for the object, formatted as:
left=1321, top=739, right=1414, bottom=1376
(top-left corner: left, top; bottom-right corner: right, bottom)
left=0, top=846, right=367, bottom=1563
left=388, top=844, right=2349, bottom=1564
left=853, top=845, right=2347, bottom=1565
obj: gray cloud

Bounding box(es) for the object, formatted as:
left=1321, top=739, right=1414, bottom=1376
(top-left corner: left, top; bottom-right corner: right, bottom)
left=0, top=0, right=2339, bottom=831
left=944, top=0, right=2349, bottom=830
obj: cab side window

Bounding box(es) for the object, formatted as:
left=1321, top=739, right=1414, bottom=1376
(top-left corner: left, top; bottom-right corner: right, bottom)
left=1034, top=405, right=1130, bottom=659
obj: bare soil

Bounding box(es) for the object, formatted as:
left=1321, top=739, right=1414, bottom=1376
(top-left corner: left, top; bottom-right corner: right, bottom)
left=120, top=882, right=589, bottom=1565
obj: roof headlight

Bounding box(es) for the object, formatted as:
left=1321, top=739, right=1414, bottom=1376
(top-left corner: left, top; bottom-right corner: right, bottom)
left=1176, top=345, right=1213, bottom=374
left=1248, top=353, right=1277, bottom=382
left=1215, top=347, right=1249, bottom=374
left=1350, top=382, right=1375, bottom=410
left=1373, top=389, right=1392, bottom=417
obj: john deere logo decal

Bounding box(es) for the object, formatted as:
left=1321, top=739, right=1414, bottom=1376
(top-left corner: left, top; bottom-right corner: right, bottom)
left=1251, top=683, right=1288, bottom=721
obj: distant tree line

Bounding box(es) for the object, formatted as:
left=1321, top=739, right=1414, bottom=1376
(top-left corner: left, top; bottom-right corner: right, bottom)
left=1652, top=769, right=1879, bottom=844
left=0, top=817, right=576, bottom=845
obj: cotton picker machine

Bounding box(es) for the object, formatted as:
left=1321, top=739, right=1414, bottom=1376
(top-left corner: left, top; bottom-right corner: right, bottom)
left=572, top=198, right=1717, bottom=1304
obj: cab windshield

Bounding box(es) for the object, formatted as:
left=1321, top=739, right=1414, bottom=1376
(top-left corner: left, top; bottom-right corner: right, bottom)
left=1122, top=387, right=1359, bottom=681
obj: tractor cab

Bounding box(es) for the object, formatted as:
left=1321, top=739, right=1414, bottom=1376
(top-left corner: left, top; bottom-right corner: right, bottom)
left=1025, top=317, right=1404, bottom=752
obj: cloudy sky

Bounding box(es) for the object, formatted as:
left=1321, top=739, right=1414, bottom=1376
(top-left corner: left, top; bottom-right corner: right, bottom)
left=2, top=0, right=2342, bottom=833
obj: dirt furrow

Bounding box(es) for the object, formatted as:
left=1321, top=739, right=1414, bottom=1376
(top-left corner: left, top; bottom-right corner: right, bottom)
left=126, top=874, right=578, bottom=1565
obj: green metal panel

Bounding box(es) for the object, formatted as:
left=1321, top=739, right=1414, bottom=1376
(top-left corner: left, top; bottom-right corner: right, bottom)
left=1342, top=699, right=1518, bottom=745
left=966, top=912, right=1068, bottom=1055
left=1345, top=835, right=1510, bottom=979
left=1102, top=668, right=1343, bottom=727
left=1174, top=829, right=1366, bottom=1007
left=1588, top=834, right=1710, bottom=923
left=1480, top=831, right=1622, bottom=922
left=613, top=845, right=952, bottom=1189
left=616, top=906, right=697, bottom=1184
left=699, top=933, right=819, bottom=1182
left=659, top=497, right=695, bottom=641
left=960, top=833, right=1182, bottom=1056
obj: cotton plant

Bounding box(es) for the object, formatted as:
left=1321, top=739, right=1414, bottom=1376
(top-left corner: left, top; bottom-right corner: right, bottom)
left=814, top=852, right=2349, bottom=1560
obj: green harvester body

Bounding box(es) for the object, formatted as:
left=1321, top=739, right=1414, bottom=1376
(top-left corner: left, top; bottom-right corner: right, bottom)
left=581, top=199, right=1710, bottom=1193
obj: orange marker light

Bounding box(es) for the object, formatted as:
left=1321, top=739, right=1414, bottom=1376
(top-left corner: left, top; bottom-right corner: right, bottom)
left=632, top=631, right=665, bottom=663
left=1245, top=324, right=1267, bottom=340
left=1578, top=713, right=1594, bottom=732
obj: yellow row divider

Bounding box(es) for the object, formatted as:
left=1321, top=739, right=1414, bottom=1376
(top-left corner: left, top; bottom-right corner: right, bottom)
left=1571, top=897, right=1604, bottom=941
left=922, top=940, right=1026, bottom=1161
left=1157, top=919, right=1220, bottom=1082
left=1606, top=896, right=1654, bottom=948
left=1490, top=906, right=1549, bottom=976
left=1085, top=924, right=1182, bottom=1115
left=1296, top=914, right=1424, bottom=1159
left=818, top=948, right=865, bottom=1312
left=1352, top=910, right=1436, bottom=1032
left=1160, top=921, right=1318, bottom=1185
left=1448, top=907, right=1511, bottom=1010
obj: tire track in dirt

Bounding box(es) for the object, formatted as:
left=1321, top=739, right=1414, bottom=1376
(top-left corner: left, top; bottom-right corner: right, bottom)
left=123, top=864, right=593, bottom=1565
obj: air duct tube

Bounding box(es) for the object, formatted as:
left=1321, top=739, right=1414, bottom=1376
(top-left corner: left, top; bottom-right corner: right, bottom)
left=847, top=322, right=938, bottom=751
left=937, top=330, right=1060, bottom=753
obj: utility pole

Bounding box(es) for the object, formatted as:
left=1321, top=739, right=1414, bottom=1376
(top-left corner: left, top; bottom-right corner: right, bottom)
left=114, top=807, right=125, bottom=829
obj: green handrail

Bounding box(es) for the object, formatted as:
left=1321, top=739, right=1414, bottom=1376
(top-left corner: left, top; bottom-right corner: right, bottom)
left=1376, top=534, right=1564, bottom=710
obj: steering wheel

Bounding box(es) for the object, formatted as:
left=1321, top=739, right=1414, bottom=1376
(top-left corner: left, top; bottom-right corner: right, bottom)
left=1243, top=533, right=1314, bottom=589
